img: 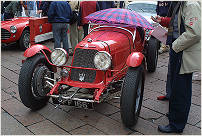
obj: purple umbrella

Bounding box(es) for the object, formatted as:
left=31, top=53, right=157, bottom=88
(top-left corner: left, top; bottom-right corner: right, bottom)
left=85, top=8, right=153, bottom=29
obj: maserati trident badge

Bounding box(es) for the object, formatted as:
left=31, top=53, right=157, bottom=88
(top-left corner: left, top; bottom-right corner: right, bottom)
left=79, top=73, right=85, bottom=81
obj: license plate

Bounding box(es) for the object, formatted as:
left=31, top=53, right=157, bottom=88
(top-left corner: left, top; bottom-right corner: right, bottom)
left=65, top=99, right=94, bottom=109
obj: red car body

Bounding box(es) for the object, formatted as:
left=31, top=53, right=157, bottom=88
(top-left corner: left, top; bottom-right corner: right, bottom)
left=1, top=17, right=30, bottom=44
left=1, top=17, right=52, bottom=50
left=19, top=19, right=159, bottom=127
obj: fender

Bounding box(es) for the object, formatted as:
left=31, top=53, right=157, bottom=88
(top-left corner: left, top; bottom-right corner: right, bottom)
left=126, top=52, right=144, bottom=67
left=24, top=44, right=52, bottom=58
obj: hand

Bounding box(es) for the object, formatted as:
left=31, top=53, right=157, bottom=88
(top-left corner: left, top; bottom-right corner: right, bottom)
left=151, top=16, right=161, bottom=23
left=78, top=26, right=82, bottom=30
left=37, top=10, right=42, bottom=14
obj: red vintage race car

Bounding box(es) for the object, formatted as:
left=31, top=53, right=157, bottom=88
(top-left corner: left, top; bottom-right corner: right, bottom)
left=18, top=23, right=159, bottom=127
left=1, top=16, right=52, bottom=50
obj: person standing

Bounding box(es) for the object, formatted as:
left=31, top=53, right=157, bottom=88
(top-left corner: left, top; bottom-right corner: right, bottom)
left=48, top=1, right=72, bottom=53
left=4, top=1, right=21, bottom=20
left=37, top=1, right=52, bottom=17
left=69, top=1, right=83, bottom=55
left=156, top=1, right=171, bottom=54
left=78, top=1, right=100, bottom=38
left=97, top=1, right=115, bottom=10
left=152, top=1, right=201, bottom=133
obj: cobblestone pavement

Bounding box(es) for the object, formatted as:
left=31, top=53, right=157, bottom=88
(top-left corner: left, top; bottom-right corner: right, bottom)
left=1, top=41, right=201, bottom=135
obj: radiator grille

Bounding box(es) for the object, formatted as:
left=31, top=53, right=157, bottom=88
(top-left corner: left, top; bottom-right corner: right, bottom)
left=1, top=29, right=11, bottom=40
left=70, top=48, right=98, bottom=83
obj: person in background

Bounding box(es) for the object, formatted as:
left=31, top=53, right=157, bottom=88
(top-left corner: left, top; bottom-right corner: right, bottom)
left=1, top=1, right=11, bottom=20
left=156, top=1, right=178, bottom=101
left=78, top=1, right=100, bottom=38
left=48, top=1, right=72, bottom=53
left=69, top=1, right=83, bottom=56
left=37, top=1, right=52, bottom=17
left=98, top=1, right=115, bottom=10
left=4, top=1, right=21, bottom=20
left=22, top=1, right=39, bottom=17
left=152, top=1, right=201, bottom=133
left=156, top=1, right=171, bottom=54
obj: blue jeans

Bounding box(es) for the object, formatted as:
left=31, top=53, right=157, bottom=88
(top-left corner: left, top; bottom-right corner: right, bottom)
left=52, top=23, right=69, bottom=53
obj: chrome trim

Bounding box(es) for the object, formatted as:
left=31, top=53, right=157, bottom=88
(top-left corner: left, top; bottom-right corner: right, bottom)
left=50, top=95, right=95, bottom=103
left=89, top=25, right=134, bottom=40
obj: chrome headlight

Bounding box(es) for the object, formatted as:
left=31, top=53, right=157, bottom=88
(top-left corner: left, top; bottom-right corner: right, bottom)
left=50, top=48, right=68, bottom=66
left=10, top=26, right=17, bottom=33
left=94, top=51, right=112, bottom=70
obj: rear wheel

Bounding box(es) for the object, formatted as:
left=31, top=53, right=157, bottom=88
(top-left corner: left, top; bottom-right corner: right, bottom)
left=19, top=29, right=30, bottom=50
left=120, top=65, right=145, bottom=127
left=146, top=37, right=158, bottom=72
left=18, top=54, right=53, bottom=110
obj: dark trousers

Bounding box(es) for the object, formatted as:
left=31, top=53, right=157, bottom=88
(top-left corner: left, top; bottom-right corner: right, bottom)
left=52, top=23, right=69, bottom=53
left=168, top=48, right=193, bottom=130
left=83, top=24, right=89, bottom=38
left=165, top=58, right=172, bottom=98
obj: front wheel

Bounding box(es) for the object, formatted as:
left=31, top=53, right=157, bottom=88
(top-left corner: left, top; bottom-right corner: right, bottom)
left=120, top=65, right=145, bottom=128
left=18, top=54, right=53, bottom=110
left=146, top=37, right=158, bottom=72
left=19, top=29, right=30, bottom=50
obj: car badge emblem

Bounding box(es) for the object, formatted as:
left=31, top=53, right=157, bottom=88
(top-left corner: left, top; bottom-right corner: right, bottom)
left=39, top=25, right=43, bottom=33
left=79, top=73, right=85, bottom=81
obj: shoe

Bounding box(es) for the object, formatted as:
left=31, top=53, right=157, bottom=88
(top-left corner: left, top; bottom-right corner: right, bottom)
left=158, top=124, right=183, bottom=133
left=157, top=95, right=169, bottom=101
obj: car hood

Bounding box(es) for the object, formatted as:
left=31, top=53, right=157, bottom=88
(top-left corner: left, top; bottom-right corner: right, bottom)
left=1, top=17, right=31, bottom=28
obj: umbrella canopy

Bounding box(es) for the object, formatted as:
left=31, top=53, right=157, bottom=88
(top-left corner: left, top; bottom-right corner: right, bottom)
left=85, top=8, right=153, bottom=29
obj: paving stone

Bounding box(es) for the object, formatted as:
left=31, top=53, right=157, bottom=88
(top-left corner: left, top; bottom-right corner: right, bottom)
left=3, top=85, right=21, bottom=101
left=37, top=103, right=86, bottom=131
left=1, top=77, right=16, bottom=90
left=153, top=115, right=169, bottom=126
left=192, top=83, right=201, bottom=97
left=68, top=108, right=132, bottom=134
left=69, top=125, right=105, bottom=135
left=142, top=98, right=169, bottom=114
left=143, top=90, right=165, bottom=101
left=131, top=118, right=166, bottom=135
left=154, top=106, right=201, bottom=133
left=94, top=102, right=120, bottom=116
left=1, top=61, right=21, bottom=72
left=192, top=95, right=201, bottom=106
left=1, top=112, right=33, bottom=135
left=139, top=107, right=163, bottom=120
left=1, top=90, right=13, bottom=101
left=1, top=67, right=19, bottom=84
left=107, top=98, right=120, bottom=108
left=27, top=120, right=69, bottom=135
left=151, top=69, right=168, bottom=81
left=187, top=104, right=201, bottom=126
left=183, top=124, right=201, bottom=135
left=1, top=98, right=46, bottom=126
left=108, top=112, right=121, bottom=123
left=145, top=72, right=159, bottom=83
left=195, top=121, right=201, bottom=128
left=130, top=131, right=143, bottom=135
left=144, top=79, right=166, bottom=93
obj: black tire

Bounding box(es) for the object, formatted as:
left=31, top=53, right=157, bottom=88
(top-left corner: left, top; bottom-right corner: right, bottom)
left=19, top=29, right=30, bottom=50
left=120, top=65, right=145, bottom=128
left=146, top=37, right=158, bottom=72
left=18, top=54, right=52, bottom=110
